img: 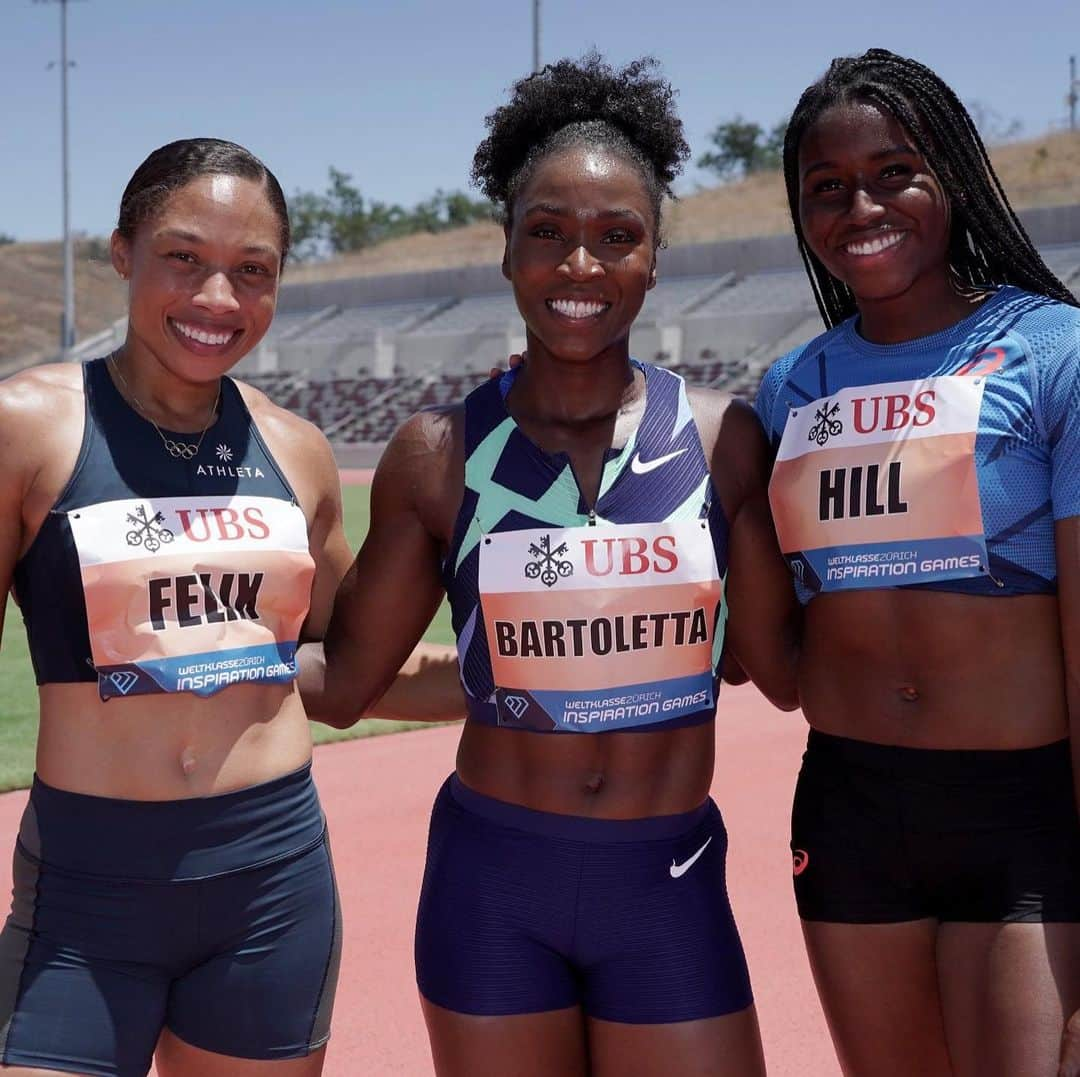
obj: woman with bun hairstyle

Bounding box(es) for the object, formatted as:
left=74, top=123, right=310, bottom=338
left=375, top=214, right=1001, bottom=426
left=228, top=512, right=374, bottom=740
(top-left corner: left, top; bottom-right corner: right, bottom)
left=303, top=54, right=799, bottom=1077
left=755, top=48, right=1080, bottom=1077
left=0, top=137, right=451, bottom=1077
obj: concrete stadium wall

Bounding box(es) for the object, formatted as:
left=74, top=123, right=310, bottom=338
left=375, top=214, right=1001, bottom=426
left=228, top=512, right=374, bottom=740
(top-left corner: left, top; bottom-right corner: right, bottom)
left=278, top=205, right=1080, bottom=315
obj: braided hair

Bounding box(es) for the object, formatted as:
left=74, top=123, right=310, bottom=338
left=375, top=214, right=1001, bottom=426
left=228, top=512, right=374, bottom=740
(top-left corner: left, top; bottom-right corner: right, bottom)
left=471, top=52, right=689, bottom=236
left=782, top=48, right=1077, bottom=327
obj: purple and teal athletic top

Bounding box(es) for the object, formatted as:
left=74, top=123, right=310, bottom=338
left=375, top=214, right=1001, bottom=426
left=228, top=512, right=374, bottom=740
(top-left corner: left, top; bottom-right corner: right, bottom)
left=443, top=361, right=729, bottom=734
left=12, top=357, right=313, bottom=699
left=755, top=287, right=1080, bottom=602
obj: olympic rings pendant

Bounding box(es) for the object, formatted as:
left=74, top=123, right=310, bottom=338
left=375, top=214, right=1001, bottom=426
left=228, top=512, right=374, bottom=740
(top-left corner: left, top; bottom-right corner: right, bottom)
left=161, top=438, right=201, bottom=460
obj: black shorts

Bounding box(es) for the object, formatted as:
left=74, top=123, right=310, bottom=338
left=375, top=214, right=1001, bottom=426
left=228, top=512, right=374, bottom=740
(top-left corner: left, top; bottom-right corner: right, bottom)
left=791, top=731, right=1080, bottom=924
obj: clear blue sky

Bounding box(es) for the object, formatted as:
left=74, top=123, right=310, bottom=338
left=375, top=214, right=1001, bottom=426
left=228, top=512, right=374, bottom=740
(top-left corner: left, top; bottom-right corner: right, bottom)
left=2, top=0, right=1077, bottom=243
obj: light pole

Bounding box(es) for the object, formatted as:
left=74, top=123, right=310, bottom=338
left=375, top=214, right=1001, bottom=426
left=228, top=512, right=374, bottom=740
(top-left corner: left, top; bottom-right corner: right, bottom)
left=36, top=0, right=82, bottom=357
left=1070, top=55, right=1078, bottom=132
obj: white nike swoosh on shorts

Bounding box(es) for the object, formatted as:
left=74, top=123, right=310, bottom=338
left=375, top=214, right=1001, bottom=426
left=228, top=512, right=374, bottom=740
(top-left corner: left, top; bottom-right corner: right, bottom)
left=629, top=448, right=687, bottom=475
left=669, top=835, right=713, bottom=879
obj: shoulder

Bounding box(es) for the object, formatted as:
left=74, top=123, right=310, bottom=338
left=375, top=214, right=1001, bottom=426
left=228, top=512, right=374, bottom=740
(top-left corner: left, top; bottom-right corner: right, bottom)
left=235, top=378, right=329, bottom=458
left=372, top=403, right=464, bottom=540
left=0, top=362, right=84, bottom=454
left=377, top=403, right=462, bottom=483
left=0, top=361, right=83, bottom=413
left=234, top=379, right=340, bottom=510
left=760, top=322, right=842, bottom=393
left=755, top=321, right=842, bottom=424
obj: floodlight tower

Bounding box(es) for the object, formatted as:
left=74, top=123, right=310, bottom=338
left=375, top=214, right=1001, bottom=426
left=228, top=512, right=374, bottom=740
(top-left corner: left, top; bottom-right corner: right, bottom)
left=1070, top=55, right=1078, bottom=131
left=36, top=0, right=83, bottom=357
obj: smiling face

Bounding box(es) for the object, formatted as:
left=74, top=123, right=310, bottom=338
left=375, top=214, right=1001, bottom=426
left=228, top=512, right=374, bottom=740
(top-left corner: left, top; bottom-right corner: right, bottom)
left=796, top=101, right=955, bottom=308
left=110, top=173, right=282, bottom=385
left=502, top=144, right=657, bottom=364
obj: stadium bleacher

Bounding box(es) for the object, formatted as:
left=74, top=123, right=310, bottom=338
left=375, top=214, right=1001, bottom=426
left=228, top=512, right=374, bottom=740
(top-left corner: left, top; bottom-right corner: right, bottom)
left=242, top=241, right=1080, bottom=446
left=58, top=235, right=1080, bottom=451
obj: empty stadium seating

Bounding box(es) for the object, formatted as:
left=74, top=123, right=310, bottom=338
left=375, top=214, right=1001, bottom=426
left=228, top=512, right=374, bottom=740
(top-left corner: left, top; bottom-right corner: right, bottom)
left=240, top=241, right=1080, bottom=446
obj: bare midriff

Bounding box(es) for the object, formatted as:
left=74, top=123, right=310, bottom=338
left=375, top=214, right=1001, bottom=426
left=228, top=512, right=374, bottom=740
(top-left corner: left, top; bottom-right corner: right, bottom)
left=36, top=681, right=312, bottom=800
left=456, top=718, right=716, bottom=818
left=800, top=590, right=1067, bottom=748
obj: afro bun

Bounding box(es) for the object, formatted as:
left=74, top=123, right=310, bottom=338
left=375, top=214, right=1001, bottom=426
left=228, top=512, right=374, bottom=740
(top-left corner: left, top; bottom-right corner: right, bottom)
left=471, top=52, right=689, bottom=221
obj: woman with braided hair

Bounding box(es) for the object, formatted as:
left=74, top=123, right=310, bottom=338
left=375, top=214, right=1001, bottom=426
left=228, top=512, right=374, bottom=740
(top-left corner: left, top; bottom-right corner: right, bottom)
left=755, top=48, right=1080, bottom=1077
left=303, top=53, right=799, bottom=1076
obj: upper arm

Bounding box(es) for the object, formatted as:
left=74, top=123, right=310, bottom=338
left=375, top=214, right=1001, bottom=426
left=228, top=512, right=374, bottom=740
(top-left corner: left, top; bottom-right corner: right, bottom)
left=297, top=433, right=353, bottom=643
left=696, top=393, right=800, bottom=710
left=321, top=412, right=452, bottom=712
left=0, top=399, right=25, bottom=646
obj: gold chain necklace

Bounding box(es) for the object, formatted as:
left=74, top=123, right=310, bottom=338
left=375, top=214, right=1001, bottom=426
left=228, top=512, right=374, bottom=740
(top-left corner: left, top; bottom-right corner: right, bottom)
left=108, top=354, right=220, bottom=462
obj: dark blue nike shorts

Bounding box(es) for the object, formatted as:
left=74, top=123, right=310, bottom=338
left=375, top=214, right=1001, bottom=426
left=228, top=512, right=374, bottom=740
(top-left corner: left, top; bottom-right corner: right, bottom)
left=415, top=774, right=753, bottom=1023
left=0, top=764, right=341, bottom=1077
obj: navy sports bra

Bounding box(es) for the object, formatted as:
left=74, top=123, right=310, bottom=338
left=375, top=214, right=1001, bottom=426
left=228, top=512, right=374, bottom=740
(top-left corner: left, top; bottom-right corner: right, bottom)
left=13, top=358, right=314, bottom=699
left=443, top=361, right=729, bottom=734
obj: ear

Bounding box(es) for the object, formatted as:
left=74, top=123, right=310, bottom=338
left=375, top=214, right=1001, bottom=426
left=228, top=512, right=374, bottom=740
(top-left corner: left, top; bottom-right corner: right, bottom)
left=646, top=257, right=657, bottom=291
left=110, top=230, right=132, bottom=281
left=501, top=220, right=512, bottom=282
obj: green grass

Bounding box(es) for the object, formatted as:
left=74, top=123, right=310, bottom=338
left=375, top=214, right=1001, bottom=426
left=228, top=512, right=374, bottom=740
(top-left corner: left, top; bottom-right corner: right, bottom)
left=0, top=483, right=455, bottom=791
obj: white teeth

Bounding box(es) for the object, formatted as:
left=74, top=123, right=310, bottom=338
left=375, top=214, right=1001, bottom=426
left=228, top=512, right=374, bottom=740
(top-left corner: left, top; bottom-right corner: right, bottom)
left=845, top=231, right=905, bottom=257
left=548, top=298, right=609, bottom=320
left=173, top=320, right=234, bottom=346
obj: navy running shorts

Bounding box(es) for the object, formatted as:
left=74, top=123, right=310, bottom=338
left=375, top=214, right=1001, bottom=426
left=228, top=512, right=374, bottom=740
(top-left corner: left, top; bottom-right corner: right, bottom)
left=0, top=763, right=341, bottom=1076
left=791, top=731, right=1080, bottom=923
left=415, top=774, right=753, bottom=1023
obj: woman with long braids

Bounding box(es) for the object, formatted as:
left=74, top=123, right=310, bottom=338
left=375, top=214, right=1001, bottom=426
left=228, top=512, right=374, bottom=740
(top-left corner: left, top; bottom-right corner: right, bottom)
left=0, top=138, right=452, bottom=1077
left=304, top=54, right=799, bottom=1076
left=755, top=48, right=1080, bottom=1077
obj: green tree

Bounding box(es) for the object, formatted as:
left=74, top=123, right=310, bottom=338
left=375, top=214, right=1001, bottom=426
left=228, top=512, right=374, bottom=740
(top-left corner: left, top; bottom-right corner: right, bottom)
left=286, top=169, right=495, bottom=259
left=0, top=233, right=15, bottom=246
left=698, top=116, right=787, bottom=180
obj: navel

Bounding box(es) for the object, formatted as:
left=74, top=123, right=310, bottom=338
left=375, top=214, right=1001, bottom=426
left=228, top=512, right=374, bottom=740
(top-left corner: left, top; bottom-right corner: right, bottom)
left=179, top=746, right=198, bottom=776
left=898, top=685, right=921, bottom=704
left=583, top=772, right=605, bottom=795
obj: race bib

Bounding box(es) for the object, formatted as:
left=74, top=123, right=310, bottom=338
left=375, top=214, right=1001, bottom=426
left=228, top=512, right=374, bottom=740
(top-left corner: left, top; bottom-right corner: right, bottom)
left=478, top=520, right=722, bottom=732
left=68, top=495, right=314, bottom=699
left=769, top=376, right=988, bottom=592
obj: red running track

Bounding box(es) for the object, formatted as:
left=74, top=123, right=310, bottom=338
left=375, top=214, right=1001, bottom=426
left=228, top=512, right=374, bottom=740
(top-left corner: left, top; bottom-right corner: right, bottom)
left=0, top=686, right=839, bottom=1075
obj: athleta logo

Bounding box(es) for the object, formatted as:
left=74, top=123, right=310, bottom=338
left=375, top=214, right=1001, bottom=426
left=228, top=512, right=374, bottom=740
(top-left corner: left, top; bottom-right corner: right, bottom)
left=792, top=849, right=809, bottom=876
left=630, top=448, right=687, bottom=475
left=216, top=443, right=233, bottom=462
left=851, top=390, right=936, bottom=434
left=124, top=506, right=174, bottom=553
left=808, top=400, right=842, bottom=446
left=524, top=535, right=573, bottom=588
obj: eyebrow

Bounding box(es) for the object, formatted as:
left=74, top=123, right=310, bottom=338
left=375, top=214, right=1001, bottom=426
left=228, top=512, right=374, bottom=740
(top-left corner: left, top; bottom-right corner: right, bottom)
left=522, top=203, right=644, bottom=222
left=801, top=144, right=918, bottom=179
left=154, top=228, right=279, bottom=258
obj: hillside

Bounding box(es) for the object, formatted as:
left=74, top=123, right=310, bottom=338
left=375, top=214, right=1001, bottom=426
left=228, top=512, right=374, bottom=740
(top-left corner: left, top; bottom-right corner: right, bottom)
left=2, top=130, right=1078, bottom=363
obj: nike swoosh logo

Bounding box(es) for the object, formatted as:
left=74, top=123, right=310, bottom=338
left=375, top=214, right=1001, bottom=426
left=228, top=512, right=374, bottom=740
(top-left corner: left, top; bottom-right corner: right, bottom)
left=669, top=835, right=712, bottom=879
left=630, top=448, right=687, bottom=475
